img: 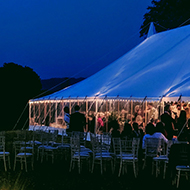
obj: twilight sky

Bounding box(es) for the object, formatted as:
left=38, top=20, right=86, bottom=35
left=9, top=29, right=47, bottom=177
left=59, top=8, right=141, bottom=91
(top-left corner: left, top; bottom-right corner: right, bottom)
left=0, top=0, right=152, bottom=79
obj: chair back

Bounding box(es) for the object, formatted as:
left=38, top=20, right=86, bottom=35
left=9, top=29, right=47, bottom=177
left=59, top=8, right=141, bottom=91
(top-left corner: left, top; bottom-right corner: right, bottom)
left=178, top=143, right=190, bottom=165
left=91, top=136, right=103, bottom=157
left=101, top=134, right=111, bottom=151
left=72, top=131, right=87, bottom=147
left=41, top=132, right=51, bottom=146
left=0, top=136, right=6, bottom=153
left=166, top=140, right=173, bottom=156
left=169, top=142, right=190, bottom=166
left=15, top=130, right=27, bottom=141
left=120, top=139, right=133, bottom=156
left=144, top=138, right=163, bottom=158
left=112, top=138, right=121, bottom=155
left=70, top=137, right=81, bottom=157
left=132, top=138, right=140, bottom=158
left=0, top=131, right=5, bottom=136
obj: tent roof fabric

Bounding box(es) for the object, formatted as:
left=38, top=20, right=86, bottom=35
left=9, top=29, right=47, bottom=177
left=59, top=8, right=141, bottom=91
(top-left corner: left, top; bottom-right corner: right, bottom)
left=33, top=24, right=190, bottom=101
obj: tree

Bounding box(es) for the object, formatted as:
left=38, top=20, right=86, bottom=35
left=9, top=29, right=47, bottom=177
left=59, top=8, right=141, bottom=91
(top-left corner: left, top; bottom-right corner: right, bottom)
left=140, top=0, right=190, bottom=37
left=0, top=63, right=42, bottom=131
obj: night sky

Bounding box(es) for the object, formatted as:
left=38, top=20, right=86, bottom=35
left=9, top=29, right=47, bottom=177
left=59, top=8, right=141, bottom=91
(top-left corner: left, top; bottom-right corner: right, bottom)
left=0, top=0, right=152, bottom=79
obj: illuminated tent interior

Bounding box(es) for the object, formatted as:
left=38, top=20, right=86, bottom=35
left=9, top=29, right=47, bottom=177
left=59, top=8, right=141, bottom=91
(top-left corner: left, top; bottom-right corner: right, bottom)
left=29, top=23, right=190, bottom=132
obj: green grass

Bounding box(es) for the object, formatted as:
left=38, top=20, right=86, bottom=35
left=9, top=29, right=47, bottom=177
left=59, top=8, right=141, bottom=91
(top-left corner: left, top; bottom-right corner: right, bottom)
left=0, top=172, right=31, bottom=190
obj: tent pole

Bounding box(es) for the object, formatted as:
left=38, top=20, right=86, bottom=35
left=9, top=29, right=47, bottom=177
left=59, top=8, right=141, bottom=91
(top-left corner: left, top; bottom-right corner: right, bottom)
left=34, top=103, right=36, bottom=125
left=145, top=101, right=148, bottom=125
left=117, top=96, right=119, bottom=114
left=69, top=99, right=71, bottom=114
left=106, top=99, right=108, bottom=132
left=55, top=102, right=58, bottom=127
left=95, top=100, right=98, bottom=134
left=86, top=99, right=88, bottom=132
left=85, top=95, right=98, bottom=116
left=49, top=102, right=52, bottom=126
left=29, top=102, right=31, bottom=126
left=44, top=102, right=47, bottom=127
left=37, top=103, right=40, bottom=124
left=130, top=100, right=133, bottom=123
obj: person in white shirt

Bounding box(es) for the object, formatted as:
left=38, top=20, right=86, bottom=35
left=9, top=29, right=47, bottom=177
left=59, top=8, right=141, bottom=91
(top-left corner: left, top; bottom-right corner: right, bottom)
left=152, top=122, right=168, bottom=144
left=146, top=103, right=158, bottom=123
left=142, top=123, right=155, bottom=149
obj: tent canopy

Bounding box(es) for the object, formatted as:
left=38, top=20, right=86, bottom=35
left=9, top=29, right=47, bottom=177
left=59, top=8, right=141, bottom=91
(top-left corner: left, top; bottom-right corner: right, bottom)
left=32, top=24, right=190, bottom=101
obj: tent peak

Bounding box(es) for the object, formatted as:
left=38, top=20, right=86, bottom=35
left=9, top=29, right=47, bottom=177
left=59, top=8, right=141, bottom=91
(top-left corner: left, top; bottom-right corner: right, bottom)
left=147, top=22, right=156, bottom=38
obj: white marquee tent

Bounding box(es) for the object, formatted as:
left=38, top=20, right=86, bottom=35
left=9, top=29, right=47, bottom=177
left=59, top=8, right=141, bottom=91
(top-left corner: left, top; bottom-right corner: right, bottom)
left=29, top=24, right=190, bottom=131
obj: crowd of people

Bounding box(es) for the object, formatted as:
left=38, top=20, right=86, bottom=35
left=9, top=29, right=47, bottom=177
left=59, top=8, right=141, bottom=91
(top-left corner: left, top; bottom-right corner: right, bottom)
left=63, top=101, right=190, bottom=145
left=118, top=105, right=189, bottom=151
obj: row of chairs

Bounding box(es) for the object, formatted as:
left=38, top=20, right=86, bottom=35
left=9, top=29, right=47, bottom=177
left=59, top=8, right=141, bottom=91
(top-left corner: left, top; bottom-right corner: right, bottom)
left=0, top=129, right=60, bottom=172
left=69, top=132, right=113, bottom=174
left=69, top=132, right=140, bottom=177
left=1, top=130, right=189, bottom=188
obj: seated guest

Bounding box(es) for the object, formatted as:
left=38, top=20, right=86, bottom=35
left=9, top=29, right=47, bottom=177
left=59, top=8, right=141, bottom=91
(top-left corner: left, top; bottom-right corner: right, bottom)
left=142, top=123, right=155, bottom=149
left=152, top=122, right=168, bottom=144
left=120, top=122, right=133, bottom=139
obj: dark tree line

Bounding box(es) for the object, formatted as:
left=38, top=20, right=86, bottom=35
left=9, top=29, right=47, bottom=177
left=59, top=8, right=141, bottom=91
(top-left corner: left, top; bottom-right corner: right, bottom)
left=140, top=0, right=190, bottom=37
left=0, top=63, right=42, bottom=131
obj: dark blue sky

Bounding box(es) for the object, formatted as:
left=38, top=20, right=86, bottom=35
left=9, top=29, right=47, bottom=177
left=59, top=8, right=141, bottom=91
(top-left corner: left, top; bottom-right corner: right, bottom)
left=0, top=0, right=152, bottom=79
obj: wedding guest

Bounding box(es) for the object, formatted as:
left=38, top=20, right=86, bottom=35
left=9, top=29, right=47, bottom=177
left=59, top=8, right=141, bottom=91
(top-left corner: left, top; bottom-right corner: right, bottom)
left=142, top=123, right=155, bottom=149
left=120, top=122, right=133, bottom=139
left=152, top=122, right=168, bottom=143
left=176, top=104, right=181, bottom=118
left=132, top=122, right=141, bottom=138
left=136, top=115, right=145, bottom=131
left=146, top=103, right=158, bottom=123
left=69, top=105, right=86, bottom=132
left=134, top=105, right=140, bottom=120
left=161, top=104, right=175, bottom=140
left=97, top=113, right=105, bottom=133
left=110, top=119, right=121, bottom=153
left=171, top=101, right=178, bottom=119
left=176, top=110, right=187, bottom=135
left=88, top=112, right=95, bottom=133
left=110, top=119, right=121, bottom=138
left=64, top=106, right=70, bottom=131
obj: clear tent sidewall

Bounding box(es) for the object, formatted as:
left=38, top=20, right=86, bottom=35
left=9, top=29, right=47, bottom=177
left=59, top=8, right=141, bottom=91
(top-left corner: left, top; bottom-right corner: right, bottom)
left=28, top=97, right=168, bottom=132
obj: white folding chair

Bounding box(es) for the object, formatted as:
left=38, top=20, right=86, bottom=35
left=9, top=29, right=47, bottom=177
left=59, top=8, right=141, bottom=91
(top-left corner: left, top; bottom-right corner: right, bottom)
left=69, top=137, right=90, bottom=174
left=118, top=138, right=140, bottom=177
left=143, top=137, right=162, bottom=172
left=0, top=136, right=11, bottom=171
left=13, top=140, right=34, bottom=172
left=175, top=143, right=190, bottom=188
left=91, top=136, right=113, bottom=174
